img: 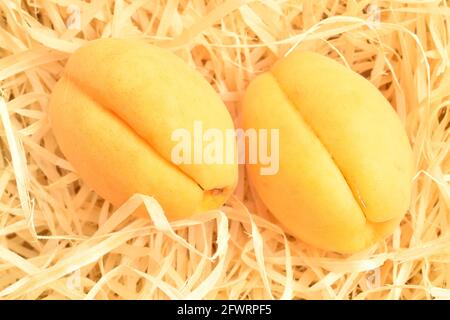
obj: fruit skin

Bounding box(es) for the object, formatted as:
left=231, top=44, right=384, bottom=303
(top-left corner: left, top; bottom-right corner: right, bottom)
left=242, top=51, right=414, bottom=253
left=49, top=38, right=237, bottom=220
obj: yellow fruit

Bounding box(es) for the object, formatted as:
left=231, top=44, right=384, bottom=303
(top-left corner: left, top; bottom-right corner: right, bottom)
left=242, top=51, right=413, bottom=253
left=49, top=38, right=237, bottom=220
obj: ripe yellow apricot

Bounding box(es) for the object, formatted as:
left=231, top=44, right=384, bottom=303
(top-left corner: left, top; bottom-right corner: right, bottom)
left=243, top=51, right=414, bottom=253
left=49, top=38, right=237, bottom=220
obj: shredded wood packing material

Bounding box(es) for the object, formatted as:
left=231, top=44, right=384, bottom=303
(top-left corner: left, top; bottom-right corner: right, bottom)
left=0, top=0, right=449, bottom=300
